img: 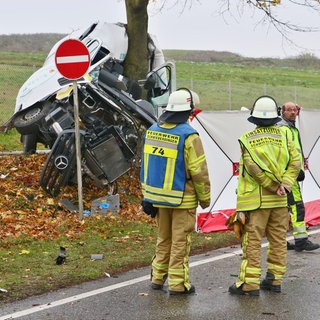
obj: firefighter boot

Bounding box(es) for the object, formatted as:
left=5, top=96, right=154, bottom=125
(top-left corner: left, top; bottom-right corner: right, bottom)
left=228, top=284, right=260, bottom=296
left=151, top=274, right=168, bottom=290
left=294, top=239, right=320, bottom=252
left=287, top=241, right=295, bottom=250
left=261, top=272, right=281, bottom=293
left=169, top=284, right=196, bottom=296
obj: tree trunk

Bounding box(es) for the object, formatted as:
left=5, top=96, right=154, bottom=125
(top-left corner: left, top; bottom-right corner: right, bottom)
left=124, top=0, right=149, bottom=83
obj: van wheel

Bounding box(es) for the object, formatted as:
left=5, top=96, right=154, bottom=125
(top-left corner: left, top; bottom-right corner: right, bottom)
left=14, top=101, right=52, bottom=135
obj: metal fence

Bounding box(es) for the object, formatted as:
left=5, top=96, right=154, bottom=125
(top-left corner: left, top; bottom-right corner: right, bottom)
left=1, top=64, right=320, bottom=126
left=177, top=79, right=320, bottom=111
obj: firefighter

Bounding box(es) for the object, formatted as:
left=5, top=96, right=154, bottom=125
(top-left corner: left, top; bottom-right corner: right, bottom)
left=278, top=102, right=319, bottom=252
left=140, top=88, right=211, bottom=295
left=229, top=96, right=301, bottom=296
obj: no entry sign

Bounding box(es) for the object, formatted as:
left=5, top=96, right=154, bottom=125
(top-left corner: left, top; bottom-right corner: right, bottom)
left=55, top=39, right=90, bottom=80
left=54, top=39, right=90, bottom=218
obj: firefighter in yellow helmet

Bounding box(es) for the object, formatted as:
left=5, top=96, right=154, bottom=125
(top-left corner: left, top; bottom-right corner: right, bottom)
left=229, top=96, right=301, bottom=296
left=140, top=88, right=211, bottom=295
left=278, top=102, right=319, bottom=252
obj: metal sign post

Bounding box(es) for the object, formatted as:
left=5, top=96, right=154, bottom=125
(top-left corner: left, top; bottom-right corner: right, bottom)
left=55, top=39, right=90, bottom=219
left=72, top=82, right=84, bottom=218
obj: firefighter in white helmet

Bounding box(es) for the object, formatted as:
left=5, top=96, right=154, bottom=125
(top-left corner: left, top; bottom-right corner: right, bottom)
left=140, top=88, right=211, bottom=295
left=229, top=95, right=301, bottom=296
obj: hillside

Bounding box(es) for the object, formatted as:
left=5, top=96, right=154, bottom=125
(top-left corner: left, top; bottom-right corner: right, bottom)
left=1, top=33, right=320, bottom=70
left=164, top=50, right=320, bottom=69
left=0, top=33, right=64, bottom=53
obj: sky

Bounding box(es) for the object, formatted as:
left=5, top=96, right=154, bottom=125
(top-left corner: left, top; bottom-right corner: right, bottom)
left=1, top=0, right=320, bottom=58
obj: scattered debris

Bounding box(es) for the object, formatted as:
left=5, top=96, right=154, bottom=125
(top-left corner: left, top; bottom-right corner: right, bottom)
left=91, top=254, right=104, bottom=260
left=58, top=199, right=78, bottom=214
left=83, top=210, right=91, bottom=217
left=91, top=194, right=120, bottom=216
left=56, top=246, right=67, bottom=265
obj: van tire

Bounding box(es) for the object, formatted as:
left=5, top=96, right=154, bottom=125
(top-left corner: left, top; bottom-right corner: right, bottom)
left=14, top=102, right=52, bottom=135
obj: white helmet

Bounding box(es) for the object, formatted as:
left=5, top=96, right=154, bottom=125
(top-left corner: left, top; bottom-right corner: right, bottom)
left=250, top=96, right=279, bottom=119
left=165, top=89, right=200, bottom=112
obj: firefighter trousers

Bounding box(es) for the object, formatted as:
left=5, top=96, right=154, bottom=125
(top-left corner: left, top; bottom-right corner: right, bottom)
left=151, top=207, right=196, bottom=292
left=288, top=181, right=308, bottom=242
left=236, top=207, right=288, bottom=291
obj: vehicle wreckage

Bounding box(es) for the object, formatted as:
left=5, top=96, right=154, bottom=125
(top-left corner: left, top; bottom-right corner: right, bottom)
left=4, top=22, right=176, bottom=196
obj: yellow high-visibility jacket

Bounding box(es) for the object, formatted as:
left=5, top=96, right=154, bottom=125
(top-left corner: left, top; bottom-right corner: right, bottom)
left=236, top=125, right=301, bottom=211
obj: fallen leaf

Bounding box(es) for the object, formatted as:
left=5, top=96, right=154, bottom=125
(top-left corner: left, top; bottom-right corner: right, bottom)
left=19, top=250, right=30, bottom=255
left=138, top=292, right=149, bottom=296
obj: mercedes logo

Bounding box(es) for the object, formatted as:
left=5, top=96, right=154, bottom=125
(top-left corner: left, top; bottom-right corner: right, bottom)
left=54, top=155, right=69, bottom=170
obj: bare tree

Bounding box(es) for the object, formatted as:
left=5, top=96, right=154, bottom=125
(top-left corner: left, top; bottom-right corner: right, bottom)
left=123, top=0, right=196, bottom=82
left=218, top=0, right=320, bottom=49
left=123, top=0, right=320, bottom=80
left=123, top=0, right=149, bottom=82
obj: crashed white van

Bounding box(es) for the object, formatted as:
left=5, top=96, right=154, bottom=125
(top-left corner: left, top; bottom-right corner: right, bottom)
left=6, top=21, right=176, bottom=196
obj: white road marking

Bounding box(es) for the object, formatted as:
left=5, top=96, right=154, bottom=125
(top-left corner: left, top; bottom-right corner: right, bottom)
left=0, top=230, right=319, bottom=319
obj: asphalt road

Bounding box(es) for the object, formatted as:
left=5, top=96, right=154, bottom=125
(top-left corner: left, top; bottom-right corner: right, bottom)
left=1, top=228, right=319, bottom=320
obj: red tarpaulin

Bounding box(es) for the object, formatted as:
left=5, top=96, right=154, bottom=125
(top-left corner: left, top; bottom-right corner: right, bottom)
left=197, top=200, right=320, bottom=233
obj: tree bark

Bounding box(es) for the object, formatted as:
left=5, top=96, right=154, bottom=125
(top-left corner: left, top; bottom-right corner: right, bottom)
left=124, top=0, right=149, bottom=83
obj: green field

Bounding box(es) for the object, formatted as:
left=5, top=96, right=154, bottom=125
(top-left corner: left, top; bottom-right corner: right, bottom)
left=176, top=61, right=320, bottom=110
left=1, top=51, right=320, bottom=151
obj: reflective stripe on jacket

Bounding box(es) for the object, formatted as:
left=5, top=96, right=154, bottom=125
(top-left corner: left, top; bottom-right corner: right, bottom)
left=236, top=125, right=301, bottom=211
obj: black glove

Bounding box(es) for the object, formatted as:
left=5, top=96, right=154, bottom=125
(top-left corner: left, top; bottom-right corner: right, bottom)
left=297, top=169, right=305, bottom=182
left=141, top=200, right=158, bottom=218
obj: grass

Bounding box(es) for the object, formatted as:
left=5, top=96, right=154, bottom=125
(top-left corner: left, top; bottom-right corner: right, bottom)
left=175, top=61, right=320, bottom=109
left=0, top=52, right=46, bottom=67
left=0, top=129, right=22, bottom=152
left=176, top=61, right=320, bottom=86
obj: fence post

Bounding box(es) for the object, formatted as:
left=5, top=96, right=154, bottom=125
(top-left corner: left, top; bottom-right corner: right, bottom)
left=228, top=80, right=232, bottom=110
left=190, top=78, right=193, bottom=90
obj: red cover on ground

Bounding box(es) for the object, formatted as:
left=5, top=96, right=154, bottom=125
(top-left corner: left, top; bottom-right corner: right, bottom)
left=197, top=200, right=320, bottom=233
left=305, top=200, right=320, bottom=226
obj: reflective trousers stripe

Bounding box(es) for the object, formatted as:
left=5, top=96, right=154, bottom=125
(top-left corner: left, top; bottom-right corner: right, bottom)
left=288, top=182, right=308, bottom=240
left=267, top=262, right=286, bottom=282
left=151, top=258, right=169, bottom=281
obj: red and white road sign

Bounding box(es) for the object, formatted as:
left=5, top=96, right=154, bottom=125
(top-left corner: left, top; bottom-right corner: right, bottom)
left=55, top=39, right=90, bottom=80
